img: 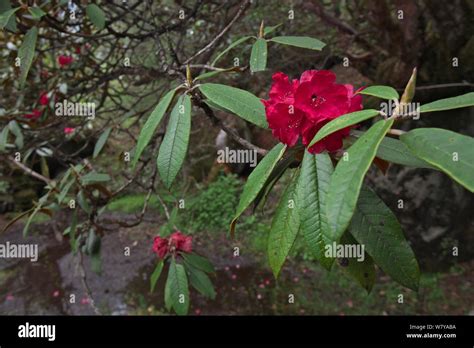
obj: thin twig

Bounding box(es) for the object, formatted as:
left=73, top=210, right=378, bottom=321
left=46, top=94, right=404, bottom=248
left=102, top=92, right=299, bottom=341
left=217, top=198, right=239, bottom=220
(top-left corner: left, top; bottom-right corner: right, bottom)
left=182, top=0, right=251, bottom=65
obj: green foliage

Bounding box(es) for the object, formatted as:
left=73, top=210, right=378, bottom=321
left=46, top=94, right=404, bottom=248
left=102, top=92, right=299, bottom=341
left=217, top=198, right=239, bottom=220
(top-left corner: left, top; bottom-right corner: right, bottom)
left=296, top=151, right=333, bottom=270
left=359, top=86, right=399, bottom=100
left=326, top=118, right=394, bottom=243
left=309, top=109, right=380, bottom=148
left=199, top=83, right=269, bottom=128
left=185, top=174, right=241, bottom=233
left=157, top=94, right=192, bottom=189
left=401, top=128, right=474, bottom=192
left=250, top=38, right=267, bottom=72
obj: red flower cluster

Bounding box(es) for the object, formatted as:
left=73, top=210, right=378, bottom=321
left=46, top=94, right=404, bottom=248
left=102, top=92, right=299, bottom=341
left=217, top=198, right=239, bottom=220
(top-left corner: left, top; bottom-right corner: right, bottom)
left=261, top=70, right=363, bottom=153
left=152, top=231, right=193, bottom=259
left=58, top=55, right=74, bottom=67
left=64, top=127, right=75, bottom=134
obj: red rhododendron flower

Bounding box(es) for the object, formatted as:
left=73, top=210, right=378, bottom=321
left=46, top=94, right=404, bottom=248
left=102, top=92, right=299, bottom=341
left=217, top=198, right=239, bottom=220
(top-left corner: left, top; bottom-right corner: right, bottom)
left=58, top=55, right=74, bottom=67
left=152, top=231, right=193, bottom=259
left=261, top=70, right=363, bottom=153
left=169, top=231, right=193, bottom=253
left=39, top=92, right=49, bottom=106
left=24, top=109, right=42, bottom=120
left=152, top=236, right=169, bottom=259
left=64, top=127, right=75, bottom=134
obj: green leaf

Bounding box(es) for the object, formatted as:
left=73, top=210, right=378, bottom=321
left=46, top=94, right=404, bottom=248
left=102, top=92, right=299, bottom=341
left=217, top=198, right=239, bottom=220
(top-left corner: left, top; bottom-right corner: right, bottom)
left=28, top=6, right=46, bottom=20
left=77, top=190, right=91, bottom=214
left=419, top=92, right=474, bottom=113
left=326, top=118, right=394, bottom=242
left=150, top=260, right=164, bottom=293
left=80, top=172, right=110, bottom=185
left=263, top=23, right=282, bottom=36
left=86, top=4, right=105, bottom=30
left=308, top=109, right=380, bottom=148
left=132, top=89, right=177, bottom=168
left=181, top=253, right=214, bottom=273
left=199, top=83, right=268, bottom=128
left=93, top=127, right=112, bottom=158
left=358, top=86, right=399, bottom=100
left=296, top=151, right=334, bottom=270
left=350, top=186, right=420, bottom=290
left=250, top=38, right=267, bottom=72
left=0, top=6, right=18, bottom=30
left=0, top=126, right=9, bottom=152
left=186, top=265, right=216, bottom=300
left=268, top=173, right=300, bottom=278
left=230, top=143, right=286, bottom=235
left=164, top=258, right=189, bottom=315
left=211, top=36, right=252, bottom=66
left=57, top=179, right=74, bottom=204
left=157, top=94, right=192, bottom=189
left=339, top=231, right=376, bottom=293
left=90, top=251, right=101, bottom=274
left=270, top=36, right=325, bottom=50
left=377, top=135, right=434, bottom=168
left=352, top=130, right=434, bottom=169
left=400, top=128, right=474, bottom=192
left=8, top=120, right=23, bottom=149
left=18, top=26, right=38, bottom=89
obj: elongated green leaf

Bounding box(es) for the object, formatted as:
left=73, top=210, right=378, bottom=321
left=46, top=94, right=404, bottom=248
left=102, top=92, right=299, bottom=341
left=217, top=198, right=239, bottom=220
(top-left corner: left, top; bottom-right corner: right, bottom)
left=18, top=26, right=38, bottom=89
left=296, top=151, right=334, bottom=270
left=181, top=253, right=214, bottom=273
left=211, top=36, right=252, bottom=66
left=0, top=126, right=9, bottom=152
left=339, top=231, right=376, bottom=293
left=28, top=7, right=46, bottom=20
left=187, top=265, right=216, bottom=300
left=419, top=92, right=474, bottom=113
left=326, top=118, right=394, bottom=242
left=400, top=128, right=474, bottom=192
left=80, top=172, right=110, bottom=185
left=250, top=38, right=267, bottom=72
left=253, top=151, right=295, bottom=212
left=358, top=86, right=399, bottom=100
left=352, top=130, right=434, bottom=168
left=86, top=4, right=105, bottom=30
left=230, top=143, right=286, bottom=235
left=150, top=260, right=164, bottom=293
left=132, top=89, right=176, bottom=168
left=263, top=23, right=282, bottom=36
left=77, top=190, right=91, bottom=214
left=309, top=109, right=380, bottom=148
left=93, top=127, right=112, bottom=158
left=377, top=135, right=434, bottom=168
left=350, top=186, right=420, bottom=290
left=270, top=36, right=325, bottom=50
left=195, top=66, right=240, bottom=81
left=8, top=120, right=23, bottom=149
left=199, top=83, right=268, bottom=128
left=157, top=94, right=192, bottom=189
left=0, top=6, right=18, bottom=30
left=268, top=174, right=300, bottom=278
left=164, top=258, right=189, bottom=315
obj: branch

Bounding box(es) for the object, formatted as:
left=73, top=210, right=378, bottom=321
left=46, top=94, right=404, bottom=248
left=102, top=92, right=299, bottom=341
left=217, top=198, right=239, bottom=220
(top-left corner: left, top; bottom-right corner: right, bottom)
left=5, top=156, right=52, bottom=185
